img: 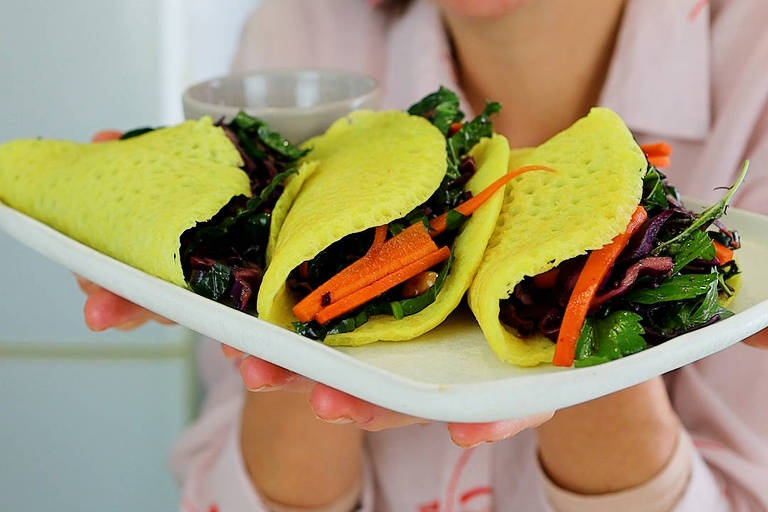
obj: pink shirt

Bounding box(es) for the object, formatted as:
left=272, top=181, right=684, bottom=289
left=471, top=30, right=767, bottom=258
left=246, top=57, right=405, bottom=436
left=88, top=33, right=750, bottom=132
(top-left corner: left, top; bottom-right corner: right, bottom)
left=171, top=1, right=768, bottom=511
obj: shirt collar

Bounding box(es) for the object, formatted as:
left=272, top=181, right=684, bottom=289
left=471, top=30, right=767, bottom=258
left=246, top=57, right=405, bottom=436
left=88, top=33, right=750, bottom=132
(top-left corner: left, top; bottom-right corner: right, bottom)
left=599, top=0, right=711, bottom=141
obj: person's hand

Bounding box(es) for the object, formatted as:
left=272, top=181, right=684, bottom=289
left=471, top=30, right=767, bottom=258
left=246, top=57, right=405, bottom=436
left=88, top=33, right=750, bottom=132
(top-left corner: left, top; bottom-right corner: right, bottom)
left=745, top=329, right=768, bottom=349
left=76, top=275, right=174, bottom=331
left=73, top=128, right=174, bottom=332
left=223, top=344, right=553, bottom=446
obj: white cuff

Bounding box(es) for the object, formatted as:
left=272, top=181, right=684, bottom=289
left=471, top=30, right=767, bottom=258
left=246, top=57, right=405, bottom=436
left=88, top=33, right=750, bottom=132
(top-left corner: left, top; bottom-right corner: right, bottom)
left=540, top=429, right=693, bottom=512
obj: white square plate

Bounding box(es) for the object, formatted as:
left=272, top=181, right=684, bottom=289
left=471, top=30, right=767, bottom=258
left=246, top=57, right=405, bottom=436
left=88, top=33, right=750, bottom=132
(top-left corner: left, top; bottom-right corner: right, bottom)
left=1, top=199, right=766, bottom=421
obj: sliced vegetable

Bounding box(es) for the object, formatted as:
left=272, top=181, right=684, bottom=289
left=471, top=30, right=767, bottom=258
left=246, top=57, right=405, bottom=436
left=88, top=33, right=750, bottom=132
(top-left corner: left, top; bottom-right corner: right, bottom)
left=293, top=223, right=437, bottom=322
left=590, top=256, right=673, bottom=309
left=713, top=240, right=734, bottom=265
left=648, top=156, right=670, bottom=168
left=429, top=165, right=556, bottom=236
left=641, top=142, right=672, bottom=168
left=315, top=246, right=452, bottom=324
left=534, top=268, right=560, bottom=289
left=640, top=142, right=673, bottom=158
left=553, top=205, right=648, bottom=367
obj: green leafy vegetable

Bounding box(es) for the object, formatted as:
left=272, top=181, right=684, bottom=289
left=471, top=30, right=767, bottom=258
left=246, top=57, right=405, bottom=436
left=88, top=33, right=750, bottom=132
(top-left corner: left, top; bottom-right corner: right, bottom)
left=625, top=273, right=719, bottom=304
left=406, top=86, right=463, bottom=136
left=190, top=263, right=233, bottom=301
left=257, top=124, right=309, bottom=160
left=641, top=166, right=670, bottom=211
left=446, top=101, right=501, bottom=179
left=574, top=311, right=646, bottom=367
left=575, top=317, right=595, bottom=360
left=654, top=160, right=749, bottom=254
left=685, top=273, right=722, bottom=326
left=668, top=230, right=716, bottom=273
left=444, top=210, right=469, bottom=232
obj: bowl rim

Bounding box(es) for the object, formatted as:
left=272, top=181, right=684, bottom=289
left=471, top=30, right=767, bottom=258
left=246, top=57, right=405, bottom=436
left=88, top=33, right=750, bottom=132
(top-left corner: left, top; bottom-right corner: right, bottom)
left=182, top=68, right=380, bottom=117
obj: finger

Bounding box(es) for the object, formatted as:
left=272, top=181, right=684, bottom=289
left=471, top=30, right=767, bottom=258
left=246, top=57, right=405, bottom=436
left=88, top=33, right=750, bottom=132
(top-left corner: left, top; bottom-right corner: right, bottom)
left=744, top=329, right=768, bottom=349
left=310, top=384, right=429, bottom=430
left=84, top=287, right=156, bottom=331
left=74, top=274, right=101, bottom=295
left=447, top=411, right=555, bottom=448
left=221, top=344, right=244, bottom=359
left=77, top=274, right=174, bottom=327
left=91, top=130, right=123, bottom=142
left=239, top=356, right=312, bottom=393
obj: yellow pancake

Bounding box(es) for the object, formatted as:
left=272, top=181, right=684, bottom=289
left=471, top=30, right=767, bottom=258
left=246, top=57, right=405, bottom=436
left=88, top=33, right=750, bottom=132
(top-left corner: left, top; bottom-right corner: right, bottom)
left=0, top=117, right=251, bottom=287
left=468, top=107, right=647, bottom=366
left=258, top=110, right=478, bottom=338
left=325, top=134, right=509, bottom=345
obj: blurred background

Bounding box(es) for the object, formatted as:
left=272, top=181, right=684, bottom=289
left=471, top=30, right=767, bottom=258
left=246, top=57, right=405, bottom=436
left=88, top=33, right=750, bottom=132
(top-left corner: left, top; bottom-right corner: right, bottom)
left=0, top=1, right=262, bottom=510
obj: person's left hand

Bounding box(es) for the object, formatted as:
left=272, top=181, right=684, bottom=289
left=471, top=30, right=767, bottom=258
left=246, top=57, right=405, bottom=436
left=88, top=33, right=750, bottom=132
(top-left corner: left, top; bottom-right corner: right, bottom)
left=222, top=344, right=553, bottom=447
left=745, top=329, right=768, bottom=348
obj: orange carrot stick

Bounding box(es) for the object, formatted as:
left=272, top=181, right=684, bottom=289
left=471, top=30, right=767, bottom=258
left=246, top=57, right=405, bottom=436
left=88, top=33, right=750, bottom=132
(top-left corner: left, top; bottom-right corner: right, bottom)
left=648, top=156, right=671, bottom=168
left=91, top=130, right=123, bottom=143
left=553, top=206, right=649, bottom=367
left=315, top=246, right=451, bottom=324
left=640, top=142, right=672, bottom=158
left=713, top=240, right=734, bottom=265
left=292, top=223, right=436, bottom=322
left=370, top=225, right=388, bottom=252
left=429, top=165, right=556, bottom=236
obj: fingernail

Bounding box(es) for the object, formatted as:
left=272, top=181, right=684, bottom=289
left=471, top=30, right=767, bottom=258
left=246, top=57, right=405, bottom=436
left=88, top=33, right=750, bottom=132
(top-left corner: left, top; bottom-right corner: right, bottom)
left=315, top=414, right=355, bottom=424
left=246, top=384, right=278, bottom=392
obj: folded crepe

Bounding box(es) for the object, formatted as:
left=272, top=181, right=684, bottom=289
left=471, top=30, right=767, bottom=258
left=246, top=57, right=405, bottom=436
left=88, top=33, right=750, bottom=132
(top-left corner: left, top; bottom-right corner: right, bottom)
left=0, top=115, right=312, bottom=311
left=258, top=92, right=513, bottom=345
left=469, top=107, right=744, bottom=368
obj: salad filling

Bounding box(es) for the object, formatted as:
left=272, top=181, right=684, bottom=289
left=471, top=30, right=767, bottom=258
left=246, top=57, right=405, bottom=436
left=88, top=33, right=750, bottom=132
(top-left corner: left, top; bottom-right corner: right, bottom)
left=291, top=88, right=549, bottom=340
left=499, top=146, right=747, bottom=367
left=123, top=112, right=308, bottom=313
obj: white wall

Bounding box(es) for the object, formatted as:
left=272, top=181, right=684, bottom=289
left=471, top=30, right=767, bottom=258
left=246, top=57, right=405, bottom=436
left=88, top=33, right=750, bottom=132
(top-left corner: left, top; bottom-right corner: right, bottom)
left=0, top=0, right=262, bottom=142
left=0, top=1, right=262, bottom=510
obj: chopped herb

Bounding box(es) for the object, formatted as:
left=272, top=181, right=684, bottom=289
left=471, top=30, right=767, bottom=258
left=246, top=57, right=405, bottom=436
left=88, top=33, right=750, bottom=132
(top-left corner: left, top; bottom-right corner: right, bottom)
left=641, top=165, right=670, bottom=211
left=574, top=311, right=646, bottom=367
left=624, top=273, right=719, bottom=304
left=668, top=229, right=716, bottom=273
left=406, top=86, right=463, bottom=136
left=654, top=160, right=748, bottom=254
left=257, top=124, right=310, bottom=160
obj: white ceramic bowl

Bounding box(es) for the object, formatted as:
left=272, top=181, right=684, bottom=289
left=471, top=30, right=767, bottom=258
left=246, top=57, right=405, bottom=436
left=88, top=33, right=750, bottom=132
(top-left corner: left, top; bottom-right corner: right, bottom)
left=182, top=69, right=380, bottom=143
